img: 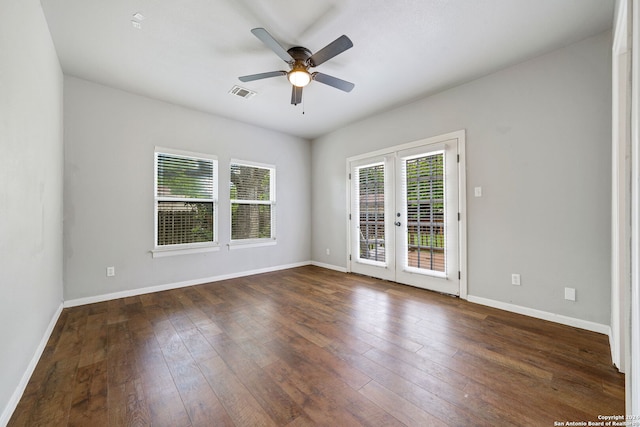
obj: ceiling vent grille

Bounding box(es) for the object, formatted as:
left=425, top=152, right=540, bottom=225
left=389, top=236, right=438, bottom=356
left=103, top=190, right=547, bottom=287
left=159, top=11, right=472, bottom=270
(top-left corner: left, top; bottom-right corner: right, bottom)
left=229, top=85, right=256, bottom=99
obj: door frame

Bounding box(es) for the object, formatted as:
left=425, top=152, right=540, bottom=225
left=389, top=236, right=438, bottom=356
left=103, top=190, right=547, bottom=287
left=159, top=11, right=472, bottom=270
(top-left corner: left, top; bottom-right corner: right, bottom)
left=611, top=0, right=631, bottom=374
left=629, top=0, right=640, bottom=416
left=345, top=130, right=467, bottom=299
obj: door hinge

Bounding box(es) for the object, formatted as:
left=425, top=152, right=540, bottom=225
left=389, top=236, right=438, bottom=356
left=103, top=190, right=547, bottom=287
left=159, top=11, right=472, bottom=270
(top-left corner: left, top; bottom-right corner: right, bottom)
left=348, top=173, right=351, bottom=180
left=457, top=154, right=460, bottom=163
left=458, top=271, right=461, bottom=280
left=458, top=212, right=461, bottom=221
left=349, top=254, right=352, bottom=261
left=349, top=213, right=351, bottom=220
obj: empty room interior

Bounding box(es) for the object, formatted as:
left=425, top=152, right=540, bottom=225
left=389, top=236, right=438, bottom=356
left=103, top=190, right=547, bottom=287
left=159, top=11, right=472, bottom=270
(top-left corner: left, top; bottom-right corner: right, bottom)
left=2, top=0, right=640, bottom=425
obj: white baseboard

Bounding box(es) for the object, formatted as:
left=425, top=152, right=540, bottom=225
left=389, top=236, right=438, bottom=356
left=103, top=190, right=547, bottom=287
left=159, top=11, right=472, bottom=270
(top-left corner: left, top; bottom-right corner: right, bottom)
left=310, top=261, right=348, bottom=273
left=466, top=295, right=611, bottom=335
left=64, top=261, right=312, bottom=308
left=1, top=302, right=63, bottom=427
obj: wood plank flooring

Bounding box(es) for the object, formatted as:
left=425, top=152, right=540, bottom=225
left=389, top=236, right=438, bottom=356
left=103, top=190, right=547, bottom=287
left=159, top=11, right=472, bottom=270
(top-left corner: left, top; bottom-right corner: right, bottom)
left=9, top=266, right=624, bottom=426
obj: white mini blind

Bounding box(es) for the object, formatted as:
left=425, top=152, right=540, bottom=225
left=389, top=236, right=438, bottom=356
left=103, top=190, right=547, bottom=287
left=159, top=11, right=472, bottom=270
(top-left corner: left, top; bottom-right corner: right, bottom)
left=357, top=163, right=386, bottom=262
left=230, top=162, right=275, bottom=241
left=404, top=152, right=445, bottom=272
left=157, top=154, right=214, bottom=199
left=155, top=150, right=217, bottom=246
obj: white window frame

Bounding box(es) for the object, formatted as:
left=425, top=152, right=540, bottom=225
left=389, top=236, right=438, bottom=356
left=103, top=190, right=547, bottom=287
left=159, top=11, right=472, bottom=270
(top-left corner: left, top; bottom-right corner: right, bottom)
left=152, top=147, right=219, bottom=258
left=229, top=159, right=276, bottom=249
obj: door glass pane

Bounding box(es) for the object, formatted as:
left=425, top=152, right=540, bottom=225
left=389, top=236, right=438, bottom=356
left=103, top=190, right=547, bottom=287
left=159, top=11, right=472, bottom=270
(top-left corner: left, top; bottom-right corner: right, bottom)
left=357, top=164, right=385, bottom=262
left=405, top=153, right=445, bottom=272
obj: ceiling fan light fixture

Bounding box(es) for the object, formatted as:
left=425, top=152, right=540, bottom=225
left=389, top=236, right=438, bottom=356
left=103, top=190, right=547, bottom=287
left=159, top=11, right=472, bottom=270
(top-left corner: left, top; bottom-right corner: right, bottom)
left=288, top=67, right=311, bottom=87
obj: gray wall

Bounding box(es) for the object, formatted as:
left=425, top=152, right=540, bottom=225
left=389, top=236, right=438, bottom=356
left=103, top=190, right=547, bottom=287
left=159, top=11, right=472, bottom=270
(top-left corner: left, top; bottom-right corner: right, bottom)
left=63, top=77, right=311, bottom=301
left=311, top=32, right=612, bottom=325
left=0, top=0, right=64, bottom=421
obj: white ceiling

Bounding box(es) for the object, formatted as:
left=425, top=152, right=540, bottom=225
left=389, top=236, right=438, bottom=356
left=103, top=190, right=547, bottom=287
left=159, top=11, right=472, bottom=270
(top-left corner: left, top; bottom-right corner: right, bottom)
left=40, top=0, right=614, bottom=140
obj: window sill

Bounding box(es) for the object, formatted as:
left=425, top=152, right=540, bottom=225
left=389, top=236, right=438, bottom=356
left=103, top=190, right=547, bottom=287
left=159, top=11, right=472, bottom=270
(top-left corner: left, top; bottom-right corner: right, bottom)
left=151, top=244, right=220, bottom=258
left=228, top=239, right=277, bottom=250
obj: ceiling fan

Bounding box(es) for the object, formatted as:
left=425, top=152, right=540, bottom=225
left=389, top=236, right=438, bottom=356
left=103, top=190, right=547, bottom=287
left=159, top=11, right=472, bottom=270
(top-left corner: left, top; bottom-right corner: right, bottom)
left=239, top=28, right=355, bottom=105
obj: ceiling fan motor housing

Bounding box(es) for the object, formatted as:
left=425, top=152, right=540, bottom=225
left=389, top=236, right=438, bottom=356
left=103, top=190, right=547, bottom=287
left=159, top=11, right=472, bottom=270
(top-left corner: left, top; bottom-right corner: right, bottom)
left=287, top=46, right=312, bottom=67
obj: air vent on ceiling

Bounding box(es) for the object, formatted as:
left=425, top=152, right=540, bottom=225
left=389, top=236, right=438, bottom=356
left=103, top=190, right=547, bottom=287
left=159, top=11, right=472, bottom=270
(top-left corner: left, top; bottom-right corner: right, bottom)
left=229, top=85, right=256, bottom=100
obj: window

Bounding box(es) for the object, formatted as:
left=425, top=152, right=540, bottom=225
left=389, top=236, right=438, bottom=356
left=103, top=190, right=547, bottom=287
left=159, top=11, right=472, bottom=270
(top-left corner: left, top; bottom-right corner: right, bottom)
left=154, top=148, right=218, bottom=256
left=230, top=160, right=275, bottom=244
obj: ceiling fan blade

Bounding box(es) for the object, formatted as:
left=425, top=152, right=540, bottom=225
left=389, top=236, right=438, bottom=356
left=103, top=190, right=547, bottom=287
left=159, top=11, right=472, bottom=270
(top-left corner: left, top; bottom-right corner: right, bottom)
left=291, top=85, right=303, bottom=105
left=313, top=72, right=355, bottom=92
left=239, top=71, right=286, bottom=82
left=309, top=35, right=353, bottom=67
left=251, top=28, right=293, bottom=63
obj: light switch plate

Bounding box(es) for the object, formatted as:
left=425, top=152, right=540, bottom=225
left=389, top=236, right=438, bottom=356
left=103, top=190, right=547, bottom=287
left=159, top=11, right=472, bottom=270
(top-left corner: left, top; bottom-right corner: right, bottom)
left=564, top=287, right=576, bottom=301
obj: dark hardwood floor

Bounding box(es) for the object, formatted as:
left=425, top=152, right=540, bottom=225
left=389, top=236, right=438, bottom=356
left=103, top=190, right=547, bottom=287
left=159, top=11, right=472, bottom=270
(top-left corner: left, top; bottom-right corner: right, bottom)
left=9, top=266, right=624, bottom=426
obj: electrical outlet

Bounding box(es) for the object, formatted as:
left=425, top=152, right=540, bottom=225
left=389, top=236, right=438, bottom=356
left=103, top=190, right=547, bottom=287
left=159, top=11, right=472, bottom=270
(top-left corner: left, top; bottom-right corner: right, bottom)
left=511, top=273, right=521, bottom=286
left=474, top=187, right=482, bottom=197
left=106, top=266, right=115, bottom=277
left=326, top=248, right=330, bottom=255
left=564, top=287, right=576, bottom=301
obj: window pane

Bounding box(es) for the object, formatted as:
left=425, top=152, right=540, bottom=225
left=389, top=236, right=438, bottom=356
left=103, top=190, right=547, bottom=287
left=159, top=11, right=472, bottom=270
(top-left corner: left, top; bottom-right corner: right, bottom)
left=157, top=201, right=214, bottom=245
left=157, top=154, right=213, bottom=199
left=231, top=204, right=271, bottom=239
left=405, top=153, right=445, bottom=272
left=230, top=164, right=270, bottom=200
left=358, top=164, right=385, bottom=262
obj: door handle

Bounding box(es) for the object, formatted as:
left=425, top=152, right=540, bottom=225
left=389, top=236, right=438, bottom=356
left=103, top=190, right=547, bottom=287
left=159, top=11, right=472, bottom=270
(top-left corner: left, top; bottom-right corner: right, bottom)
left=394, top=221, right=401, bottom=227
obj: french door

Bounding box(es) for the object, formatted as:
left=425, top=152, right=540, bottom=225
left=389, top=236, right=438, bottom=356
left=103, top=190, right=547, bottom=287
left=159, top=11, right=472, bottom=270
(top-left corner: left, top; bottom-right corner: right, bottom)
left=349, top=134, right=463, bottom=296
